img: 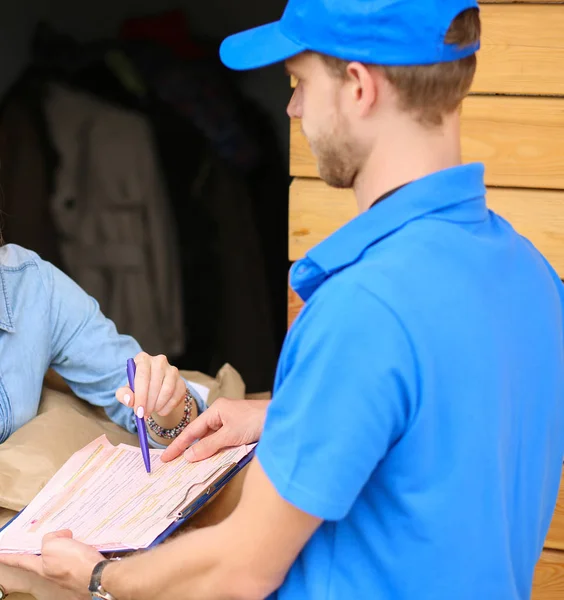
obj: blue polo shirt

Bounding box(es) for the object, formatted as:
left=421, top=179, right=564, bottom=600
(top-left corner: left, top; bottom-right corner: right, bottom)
left=258, top=164, right=564, bottom=600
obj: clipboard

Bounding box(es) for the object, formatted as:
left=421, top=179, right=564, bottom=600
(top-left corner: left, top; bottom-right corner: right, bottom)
left=146, top=446, right=255, bottom=550
left=0, top=446, right=255, bottom=555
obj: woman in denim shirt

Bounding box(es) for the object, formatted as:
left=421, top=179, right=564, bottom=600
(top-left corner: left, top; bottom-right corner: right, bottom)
left=0, top=243, right=210, bottom=598
left=0, top=242, right=213, bottom=599
left=0, top=243, right=207, bottom=445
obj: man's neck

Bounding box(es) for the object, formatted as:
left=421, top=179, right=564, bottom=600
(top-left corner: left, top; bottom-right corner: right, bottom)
left=353, top=114, right=463, bottom=212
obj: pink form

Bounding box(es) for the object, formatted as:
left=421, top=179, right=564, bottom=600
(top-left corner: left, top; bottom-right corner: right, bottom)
left=0, top=435, right=254, bottom=554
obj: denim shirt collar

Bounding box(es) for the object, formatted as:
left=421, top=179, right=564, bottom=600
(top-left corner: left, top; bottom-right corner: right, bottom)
left=0, top=269, right=16, bottom=333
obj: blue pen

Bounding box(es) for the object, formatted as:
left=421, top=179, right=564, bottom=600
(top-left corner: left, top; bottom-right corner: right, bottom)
left=127, top=358, right=152, bottom=474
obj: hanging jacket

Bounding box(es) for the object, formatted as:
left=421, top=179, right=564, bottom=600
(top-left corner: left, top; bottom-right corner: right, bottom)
left=43, top=83, right=185, bottom=357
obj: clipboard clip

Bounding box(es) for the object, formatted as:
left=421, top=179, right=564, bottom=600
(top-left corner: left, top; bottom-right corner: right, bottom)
left=166, top=462, right=239, bottom=521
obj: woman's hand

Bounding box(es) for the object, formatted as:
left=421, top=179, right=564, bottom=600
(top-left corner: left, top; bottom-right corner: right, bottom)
left=162, top=398, right=270, bottom=463
left=0, top=530, right=101, bottom=599
left=115, top=352, right=186, bottom=419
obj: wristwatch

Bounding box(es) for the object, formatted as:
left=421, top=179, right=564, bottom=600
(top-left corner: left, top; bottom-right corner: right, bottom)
left=89, top=558, right=121, bottom=599
left=0, top=584, right=8, bottom=599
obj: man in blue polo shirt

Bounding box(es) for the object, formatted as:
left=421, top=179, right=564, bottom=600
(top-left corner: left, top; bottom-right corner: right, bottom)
left=4, top=1, right=563, bottom=599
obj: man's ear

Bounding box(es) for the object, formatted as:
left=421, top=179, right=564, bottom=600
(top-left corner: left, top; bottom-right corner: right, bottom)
left=344, top=62, right=379, bottom=117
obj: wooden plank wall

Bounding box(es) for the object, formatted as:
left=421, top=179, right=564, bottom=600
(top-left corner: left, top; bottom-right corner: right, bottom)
left=286, top=1, right=564, bottom=595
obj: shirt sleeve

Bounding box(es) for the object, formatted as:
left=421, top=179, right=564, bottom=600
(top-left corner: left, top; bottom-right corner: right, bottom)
left=35, top=255, right=161, bottom=442
left=257, top=282, right=419, bottom=521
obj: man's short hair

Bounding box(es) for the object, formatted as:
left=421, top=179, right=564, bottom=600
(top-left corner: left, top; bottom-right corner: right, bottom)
left=319, top=8, right=481, bottom=127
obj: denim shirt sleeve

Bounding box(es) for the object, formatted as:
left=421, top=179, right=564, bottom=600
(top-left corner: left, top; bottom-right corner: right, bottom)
left=36, top=256, right=206, bottom=443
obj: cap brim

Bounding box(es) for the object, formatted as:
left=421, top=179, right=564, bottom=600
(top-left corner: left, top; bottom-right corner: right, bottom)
left=220, top=21, right=306, bottom=71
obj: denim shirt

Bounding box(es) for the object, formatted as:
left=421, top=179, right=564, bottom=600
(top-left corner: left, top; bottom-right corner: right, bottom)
left=0, top=244, right=205, bottom=444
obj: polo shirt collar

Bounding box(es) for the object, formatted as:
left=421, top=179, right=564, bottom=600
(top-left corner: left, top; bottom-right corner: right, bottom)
left=291, top=163, right=487, bottom=301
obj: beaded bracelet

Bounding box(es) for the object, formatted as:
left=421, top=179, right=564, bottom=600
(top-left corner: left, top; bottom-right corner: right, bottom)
left=146, top=389, right=194, bottom=440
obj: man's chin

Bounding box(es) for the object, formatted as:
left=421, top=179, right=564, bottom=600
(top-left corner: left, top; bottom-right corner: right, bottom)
left=323, top=179, right=351, bottom=190
left=318, top=168, right=356, bottom=190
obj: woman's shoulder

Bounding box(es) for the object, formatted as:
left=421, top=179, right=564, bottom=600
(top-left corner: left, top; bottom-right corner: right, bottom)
left=0, top=243, right=42, bottom=271
left=0, top=244, right=52, bottom=302
left=0, top=245, right=52, bottom=334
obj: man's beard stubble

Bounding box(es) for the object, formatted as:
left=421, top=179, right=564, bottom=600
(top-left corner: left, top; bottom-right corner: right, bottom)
left=308, top=129, right=362, bottom=190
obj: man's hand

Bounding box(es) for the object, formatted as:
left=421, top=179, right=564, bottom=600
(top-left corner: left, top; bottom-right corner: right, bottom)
left=115, top=352, right=186, bottom=418
left=162, top=398, right=270, bottom=463
left=0, top=562, right=35, bottom=596
left=0, top=531, right=102, bottom=598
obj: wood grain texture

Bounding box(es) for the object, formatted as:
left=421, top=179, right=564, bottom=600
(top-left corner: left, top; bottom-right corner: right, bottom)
left=289, top=178, right=564, bottom=276
left=288, top=282, right=305, bottom=328
left=532, top=550, right=564, bottom=600
left=290, top=96, right=564, bottom=189
left=546, top=472, right=564, bottom=551
left=476, top=4, right=564, bottom=95
left=288, top=177, right=356, bottom=260
left=290, top=5, right=564, bottom=95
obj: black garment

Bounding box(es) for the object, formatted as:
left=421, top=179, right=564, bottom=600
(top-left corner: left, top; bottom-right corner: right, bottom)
left=0, top=73, right=62, bottom=268
left=369, top=183, right=409, bottom=209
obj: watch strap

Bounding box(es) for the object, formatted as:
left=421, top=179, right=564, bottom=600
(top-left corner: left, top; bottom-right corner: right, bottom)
left=89, top=558, right=120, bottom=599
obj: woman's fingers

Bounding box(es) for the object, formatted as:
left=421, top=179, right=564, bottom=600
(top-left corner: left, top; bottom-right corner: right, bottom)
left=145, top=355, right=169, bottom=415
left=118, top=354, right=186, bottom=420
left=116, top=386, right=135, bottom=407
left=132, top=352, right=152, bottom=415
left=154, top=368, right=184, bottom=416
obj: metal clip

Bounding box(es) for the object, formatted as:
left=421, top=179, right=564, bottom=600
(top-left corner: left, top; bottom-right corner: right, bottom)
left=166, top=462, right=236, bottom=520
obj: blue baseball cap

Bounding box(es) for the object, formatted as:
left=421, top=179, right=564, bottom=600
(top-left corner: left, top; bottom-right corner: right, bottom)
left=220, top=0, right=480, bottom=71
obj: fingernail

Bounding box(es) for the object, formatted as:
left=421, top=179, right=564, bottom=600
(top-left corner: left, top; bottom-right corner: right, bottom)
left=124, top=394, right=131, bottom=407
left=184, top=448, right=194, bottom=461
left=136, top=406, right=145, bottom=419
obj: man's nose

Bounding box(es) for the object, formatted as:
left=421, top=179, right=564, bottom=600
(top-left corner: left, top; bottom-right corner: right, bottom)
left=287, top=88, right=302, bottom=119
